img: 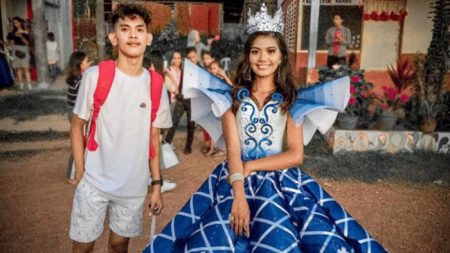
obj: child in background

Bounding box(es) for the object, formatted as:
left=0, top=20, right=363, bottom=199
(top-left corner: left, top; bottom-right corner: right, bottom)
left=65, top=51, right=90, bottom=185
left=46, top=32, right=59, bottom=82
left=164, top=50, right=183, bottom=104
left=201, top=50, right=214, bottom=68
left=208, top=60, right=232, bottom=85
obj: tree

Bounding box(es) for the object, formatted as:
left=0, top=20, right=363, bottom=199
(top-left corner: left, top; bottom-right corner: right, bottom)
left=96, top=0, right=106, bottom=61
left=32, top=0, right=50, bottom=89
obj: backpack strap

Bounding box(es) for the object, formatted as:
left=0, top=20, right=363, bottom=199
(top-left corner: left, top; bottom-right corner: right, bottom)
left=149, top=69, right=164, bottom=160
left=86, top=60, right=115, bottom=151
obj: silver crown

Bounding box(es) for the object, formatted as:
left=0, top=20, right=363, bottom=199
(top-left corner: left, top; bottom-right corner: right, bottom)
left=246, top=3, right=284, bottom=35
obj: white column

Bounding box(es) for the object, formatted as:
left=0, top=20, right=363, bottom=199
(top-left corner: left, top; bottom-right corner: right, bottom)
left=307, top=0, right=320, bottom=69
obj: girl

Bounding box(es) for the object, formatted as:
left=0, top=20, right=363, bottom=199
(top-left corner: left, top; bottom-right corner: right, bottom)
left=209, top=60, right=232, bottom=85
left=65, top=51, right=90, bottom=184
left=145, top=5, right=386, bottom=252
left=164, top=50, right=183, bottom=104
left=7, top=17, right=31, bottom=90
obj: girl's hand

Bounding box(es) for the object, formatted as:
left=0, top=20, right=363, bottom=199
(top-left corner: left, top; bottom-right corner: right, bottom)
left=230, top=194, right=251, bottom=237
left=149, top=189, right=164, bottom=216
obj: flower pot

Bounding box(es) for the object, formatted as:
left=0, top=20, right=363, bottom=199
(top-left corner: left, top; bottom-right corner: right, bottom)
left=337, top=114, right=359, bottom=130
left=377, top=113, right=397, bottom=130
left=419, top=118, right=437, bottom=133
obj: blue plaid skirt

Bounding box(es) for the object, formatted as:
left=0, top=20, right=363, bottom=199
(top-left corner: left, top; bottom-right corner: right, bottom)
left=143, top=161, right=387, bottom=253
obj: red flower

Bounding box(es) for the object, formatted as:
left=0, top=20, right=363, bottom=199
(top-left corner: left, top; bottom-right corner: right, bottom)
left=360, top=86, right=367, bottom=91
left=361, top=92, right=368, bottom=98
left=385, top=87, right=399, bottom=101
left=351, top=75, right=361, bottom=83
left=348, top=97, right=357, bottom=105
left=381, top=103, right=389, bottom=110
left=350, top=85, right=357, bottom=94
left=399, top=94, right=410, bottom=103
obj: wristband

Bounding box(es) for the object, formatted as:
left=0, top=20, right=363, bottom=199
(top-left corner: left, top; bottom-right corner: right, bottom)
left=151, top=179, right=164, bottom=186
left=229, top=172, right=244, bottom=185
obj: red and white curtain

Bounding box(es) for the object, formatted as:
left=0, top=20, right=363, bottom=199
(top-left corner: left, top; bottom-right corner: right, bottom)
left=363, top=0, right=407, bottom=22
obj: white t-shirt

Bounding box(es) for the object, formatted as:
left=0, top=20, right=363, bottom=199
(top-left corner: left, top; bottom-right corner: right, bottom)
left=46, top=41, right=58, bottom=64
left=73, top=66, right=172, bottom=198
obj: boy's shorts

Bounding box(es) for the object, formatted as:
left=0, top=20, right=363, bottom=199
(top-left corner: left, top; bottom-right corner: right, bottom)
left=69, top=178, right=146, bottom=243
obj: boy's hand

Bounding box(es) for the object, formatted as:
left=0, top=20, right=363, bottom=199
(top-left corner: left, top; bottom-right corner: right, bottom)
left=149, top=188, right=164, bottom=216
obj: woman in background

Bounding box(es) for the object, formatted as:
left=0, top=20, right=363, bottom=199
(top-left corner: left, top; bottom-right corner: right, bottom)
left=65, top=51, right=90, bottom=184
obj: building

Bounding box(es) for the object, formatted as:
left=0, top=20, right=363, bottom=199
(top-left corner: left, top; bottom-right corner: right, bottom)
left=1, top=0, right=73, bottom=71
left=281, top=0, right=439, bottom=86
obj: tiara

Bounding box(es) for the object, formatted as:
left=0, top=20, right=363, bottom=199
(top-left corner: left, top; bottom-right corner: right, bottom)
left=246, top=3, right=284, bottom=35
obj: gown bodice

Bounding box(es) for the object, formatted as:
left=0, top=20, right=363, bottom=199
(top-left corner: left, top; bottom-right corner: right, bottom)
left=235, top=88, right=287, bottom=162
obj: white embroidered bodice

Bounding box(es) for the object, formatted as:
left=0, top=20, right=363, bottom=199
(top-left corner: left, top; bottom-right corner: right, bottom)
left=235, top=88, right=287, bottom=162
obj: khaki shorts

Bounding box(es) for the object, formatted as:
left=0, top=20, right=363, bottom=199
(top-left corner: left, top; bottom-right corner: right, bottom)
left=69, top=179, right=146, bottom=243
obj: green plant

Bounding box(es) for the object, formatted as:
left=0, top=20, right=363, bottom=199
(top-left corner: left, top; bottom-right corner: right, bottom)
left=375, top=58, right=415, bottom=115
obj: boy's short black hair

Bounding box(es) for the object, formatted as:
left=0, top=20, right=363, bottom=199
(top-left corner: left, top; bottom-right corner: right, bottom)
left=201, top=50, right=213, bottom=57
left=47, top=32, right=55, bottom=41
left=110, top=4, right=152, bottom=28
left=333, top=12, right=343, bottom=19
left=186, top=47, right=197, bottom=55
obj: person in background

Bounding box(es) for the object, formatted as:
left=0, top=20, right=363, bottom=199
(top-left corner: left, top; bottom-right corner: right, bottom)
left=65, top=51, right=91, bottom=185
left=164, top=50, right=183, bottom=104
left=201, top=60, right=232, bottom=157
left=148, top=49, right=177, bottom=193
left=46, top=32, right=59, bottom=83
left=187, top=29, right=214, bottom=66
left=325, top=13, right=351, bottom=68
left=164, top=47, right=197, bottom=154
left=7, top=17, right=32, bottom=90
left=198, top=49, right=216, bottom=154
left=201, top=50, right=214, bottom=68
left=209, top=60, right=232, bottom=85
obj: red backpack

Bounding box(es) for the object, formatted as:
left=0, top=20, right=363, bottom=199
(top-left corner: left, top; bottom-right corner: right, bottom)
left=85, top=60, right=163, bottom=160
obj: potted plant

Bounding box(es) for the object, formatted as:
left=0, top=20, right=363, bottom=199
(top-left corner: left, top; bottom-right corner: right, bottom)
left=319, top=66, right=374, bottom=129
left=375, top=59, right=415, bottom=130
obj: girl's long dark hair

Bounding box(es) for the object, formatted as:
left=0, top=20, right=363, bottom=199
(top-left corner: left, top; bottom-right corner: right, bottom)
left=232, top=32, right=297, bottom=113
left=149, top=50, right=165, bottom=76
left=12, top=17, right=26, bottom=33
left=65, top=51, right=87, bottom=85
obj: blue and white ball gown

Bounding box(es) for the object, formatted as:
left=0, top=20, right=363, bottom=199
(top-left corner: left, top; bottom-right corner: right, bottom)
left=143, top=60, right=387, bottom=253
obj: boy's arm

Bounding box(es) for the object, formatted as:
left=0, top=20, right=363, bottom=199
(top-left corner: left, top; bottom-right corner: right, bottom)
left=71, top=115, right=87, bottom=182
left=148, top=126, right=163, bottom=216
left=149, top=126, right=161, bottom=189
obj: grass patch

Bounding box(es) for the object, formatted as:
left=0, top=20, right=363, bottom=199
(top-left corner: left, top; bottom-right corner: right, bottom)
left=0, top=90, right=69, bottom=121
left=0, top=130, right=69, bottom=142
left=303, top=134, right=450, bottom=185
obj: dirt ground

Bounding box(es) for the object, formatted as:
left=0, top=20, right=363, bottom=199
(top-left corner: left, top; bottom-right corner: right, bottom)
left=0, top=131, right=449, bottom=253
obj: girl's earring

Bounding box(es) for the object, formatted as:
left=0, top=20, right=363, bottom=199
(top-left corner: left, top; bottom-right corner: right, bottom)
left=247, top=68, right=252, bottom=81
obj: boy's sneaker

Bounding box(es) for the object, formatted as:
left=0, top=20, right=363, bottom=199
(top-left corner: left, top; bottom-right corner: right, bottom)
left=161, top=180, right=177, bottom=193
left=19, top=83, right=24, bottom=89
left=27, top=83, right=32, bottom=90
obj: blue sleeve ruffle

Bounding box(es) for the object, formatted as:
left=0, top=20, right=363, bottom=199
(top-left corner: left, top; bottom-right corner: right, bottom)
left=289, top=76, right=350, bottom=145
left=182, top=59, right=232, bottom=149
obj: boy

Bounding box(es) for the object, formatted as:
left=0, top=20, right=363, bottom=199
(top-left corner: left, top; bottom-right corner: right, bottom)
left=325, top=13, right=351, bottom=68
left=164, top=47, right=198, bottom=154
left=69, top=4, right=172, bottom=253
